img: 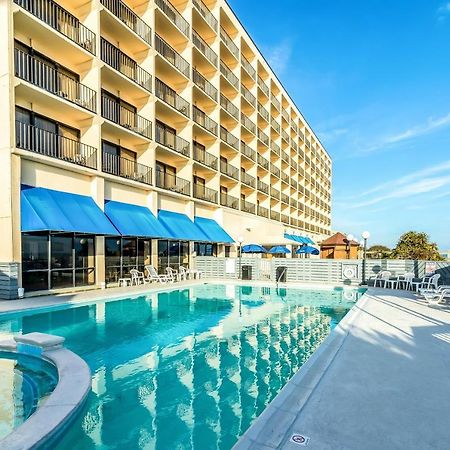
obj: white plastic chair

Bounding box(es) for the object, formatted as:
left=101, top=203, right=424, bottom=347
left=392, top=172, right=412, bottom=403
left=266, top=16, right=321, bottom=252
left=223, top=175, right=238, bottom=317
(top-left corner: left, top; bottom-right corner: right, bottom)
left=166, top=267, right=179, bottom=282
left=144, top=265, right=171, bottom=283
left=179, top=266, right=188, bottom=281
left=374, top=271, right=391, bottom=288
left=397, top=272, right=414, bottom=290
left=412, top=274, right=441, bottom=292
left=130, top=269, right=146, bottom=286
left=423, top=288, right=450, bottom=306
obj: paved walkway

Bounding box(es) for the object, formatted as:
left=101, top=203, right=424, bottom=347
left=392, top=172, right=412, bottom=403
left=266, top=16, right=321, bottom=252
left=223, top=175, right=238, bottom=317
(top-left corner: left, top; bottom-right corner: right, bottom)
left=236, top=288, right=450, bottom=450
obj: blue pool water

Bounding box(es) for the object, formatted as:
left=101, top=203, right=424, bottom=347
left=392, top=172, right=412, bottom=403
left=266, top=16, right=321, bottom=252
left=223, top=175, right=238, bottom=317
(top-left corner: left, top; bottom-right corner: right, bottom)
left=0, top=284, right=364, bottom=449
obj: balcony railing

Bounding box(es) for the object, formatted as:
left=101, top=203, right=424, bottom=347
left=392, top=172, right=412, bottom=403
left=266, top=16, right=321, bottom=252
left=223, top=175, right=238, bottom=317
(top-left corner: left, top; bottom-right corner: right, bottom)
left=270, top=187, right=280, bottom=199
left=101, top=38, right=152, bottom=92
left=270, top=163, right=280, bottom=178
left=155, top=78, right=190, bottom=117
left=193, top=68, right=218, bottom=101
left=270, top=210, right=280, bottom=221
left=281, top=214, right=290, bottom=225
left=15, top=48, right=97, bottom=113
left=257, top=76, right=270, bottom=97
left=220, top=126, right=239, bottom=151
left=257, top=102, right=269, bottom=122
left=241, top=113, right=256, bottom=135
left=257, top=205, right=269, bottom=218
left=14, top=0, right=96, bottom=54
left=257, top=179, right=269, bottom=194
left=271, top=96, right=281, bottom=111
left=241, top=55, right=256, bottom=80
left=241, top=171, right=256, bottom=188
left=193, top=106, right=218, bottom=136
left=241, top=199, right=255, bottom=214
left=282, top=109, right=289, bottom=122
left=257, top=154, right=269, bottom=170
left=241, top=141, right=256, bottom=161
left=220, top=192, right=239, bottom=209
left=281, top=150, right=290, bottom=163
left=155, top=34, right=190, bottom=77
left=271, top=118, right=280, bottom=133
left=291, top=179, right=298, bottom=189
left=220, top=159, right=239, bottom=180
left=281, top=192, right=289, bottom=204
left=220, top=94, right=239, bottom=120
left=155, top=122, right=190, bottom=157
left=220, top=61, right=239, bottom=90
left=155, top=169, right=190, bottom=195
left=258, top=128, right=270, bottom=147
left=291, top=120, right=298, bottom=133
left=281, top=172, right=290, bottom=184
left=101, top=0, right=151, bottom=44
left=16, top=121, right=97, bottom=169
left=193, top=31, right=218, bottom=67
left=101, top=94, right=151, bottom=139
left=192, top=0, right=218, bottom=31
left=271, top=141, right=281, bottom=156
left=102, top=152, right=152, bottom=185
left=291, top=198, right=298, bottom=209
left=281, top=129, right=290, bottom=144
left=155, top=0, right=190, bottom=37
left=193, top=145, right=218, bottom=170
left=193, top=184, right=218, bottom=203
left=241, top=84, right=256, bottom=107
left=220, top=26, right=239, bottom=60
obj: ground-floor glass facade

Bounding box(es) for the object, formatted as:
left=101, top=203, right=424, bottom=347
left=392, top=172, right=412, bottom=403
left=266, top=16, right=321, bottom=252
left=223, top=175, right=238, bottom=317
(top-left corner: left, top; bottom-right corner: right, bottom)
left=157, top=240, right=189, bottom=273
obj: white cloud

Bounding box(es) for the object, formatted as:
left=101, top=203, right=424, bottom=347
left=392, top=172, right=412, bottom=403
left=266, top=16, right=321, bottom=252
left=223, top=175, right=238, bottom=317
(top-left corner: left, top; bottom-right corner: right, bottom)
left=265, top=40, right=292, bottom=75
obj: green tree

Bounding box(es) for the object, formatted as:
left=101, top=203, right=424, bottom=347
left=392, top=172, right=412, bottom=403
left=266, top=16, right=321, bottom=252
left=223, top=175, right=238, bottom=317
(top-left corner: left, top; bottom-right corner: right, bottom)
left=391, top=231, right=443, bottom=261
left=367, top=245, right=391, bottom=259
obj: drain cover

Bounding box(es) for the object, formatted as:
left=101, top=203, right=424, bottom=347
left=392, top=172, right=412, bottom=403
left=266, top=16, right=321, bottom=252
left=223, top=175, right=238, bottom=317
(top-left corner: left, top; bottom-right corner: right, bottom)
left=290, top=434, right=310, bottom=446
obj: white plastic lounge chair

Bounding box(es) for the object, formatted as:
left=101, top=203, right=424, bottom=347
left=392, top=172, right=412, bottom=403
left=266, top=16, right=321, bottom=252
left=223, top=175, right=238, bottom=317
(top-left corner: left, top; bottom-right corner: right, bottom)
left=166, top=267, right=179, bottom=282
left=144, top=265, right=171, bottom=283
left=423, top=288, right=450, bottom=306
left=130, top=269, right=147, bottom=286
left=412, top=274, right=441, bottom=292
left=418, top=284, right=450, bottom=297
left=397, top=272, right=415, bottom=290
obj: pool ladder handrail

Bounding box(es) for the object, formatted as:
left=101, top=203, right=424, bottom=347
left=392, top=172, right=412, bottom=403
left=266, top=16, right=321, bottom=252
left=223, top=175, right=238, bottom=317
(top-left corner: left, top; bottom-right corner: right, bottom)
left=275, top=267, right=287, bottom=287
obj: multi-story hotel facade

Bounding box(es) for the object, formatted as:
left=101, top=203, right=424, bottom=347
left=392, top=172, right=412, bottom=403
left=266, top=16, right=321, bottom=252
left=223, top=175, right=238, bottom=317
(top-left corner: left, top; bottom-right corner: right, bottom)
left=0, top=0, right=332, bottom=296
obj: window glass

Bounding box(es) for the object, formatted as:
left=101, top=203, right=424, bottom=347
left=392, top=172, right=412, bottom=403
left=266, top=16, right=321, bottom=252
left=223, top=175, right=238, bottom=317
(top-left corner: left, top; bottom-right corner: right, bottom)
left=51, top=235, right=73, bottom=269
left=22, top=233, right=48, bottom=271
left=22, top=271, right=48, bottom=292
left=74, top=236, right=95, bottom=268
left=105, top=237, right=121, bottom=283
left=75, top=268, right=95, bottom=287
left=122, top=238, right=137, bottom=267
left=51, top=270, right=74, bottom=289
left=138, top=239, right=151, bottom=270
left=158, top=240, right=169, bottom=273
left=180, top=241, right=189, bottom=267
left=169, top=241, right=180, bottom=268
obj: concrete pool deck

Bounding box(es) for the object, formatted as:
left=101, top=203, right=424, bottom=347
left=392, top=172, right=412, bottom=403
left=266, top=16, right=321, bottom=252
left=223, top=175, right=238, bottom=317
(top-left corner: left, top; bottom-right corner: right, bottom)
left=236, top=287, right=450, bottom=450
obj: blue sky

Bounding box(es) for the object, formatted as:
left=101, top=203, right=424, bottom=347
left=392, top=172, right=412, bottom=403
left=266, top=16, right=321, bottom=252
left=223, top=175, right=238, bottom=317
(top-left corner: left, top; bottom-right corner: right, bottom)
left=227, top=0, right=450, bottom=250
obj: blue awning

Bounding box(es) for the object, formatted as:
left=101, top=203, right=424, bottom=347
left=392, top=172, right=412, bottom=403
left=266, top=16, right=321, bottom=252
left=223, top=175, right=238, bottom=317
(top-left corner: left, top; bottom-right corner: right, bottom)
left=284, top=233, right=314, bottom=245
left=21, top=186, right=118, bottom=235
left=158, top=210, right=209, bottom=241
left=194, top=217, right=234, bottom=243
left=104, top=200, right=171, bottom=238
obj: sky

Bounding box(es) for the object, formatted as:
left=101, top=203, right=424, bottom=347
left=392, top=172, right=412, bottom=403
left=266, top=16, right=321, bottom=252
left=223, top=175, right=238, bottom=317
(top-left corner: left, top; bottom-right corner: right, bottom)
left=227, top=0, right=450, bottom=250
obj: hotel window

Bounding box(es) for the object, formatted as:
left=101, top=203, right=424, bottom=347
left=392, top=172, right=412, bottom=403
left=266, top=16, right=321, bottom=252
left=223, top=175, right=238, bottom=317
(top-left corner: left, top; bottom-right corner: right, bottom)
left=102, top=141, right=137, bottom=177
left=157, top=240, right=189, bottom=273
left=101, top=90, right=137, bottom=128
left=194, top=243, right=217, bottom=257
left=155, top=121, right=177, bottom=149
left=155, top=161, right=177, bottom=188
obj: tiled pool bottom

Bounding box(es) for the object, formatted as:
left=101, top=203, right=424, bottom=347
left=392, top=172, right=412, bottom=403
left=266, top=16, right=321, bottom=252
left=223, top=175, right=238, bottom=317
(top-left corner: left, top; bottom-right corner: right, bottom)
left=0, top=284, right=364, bottom=449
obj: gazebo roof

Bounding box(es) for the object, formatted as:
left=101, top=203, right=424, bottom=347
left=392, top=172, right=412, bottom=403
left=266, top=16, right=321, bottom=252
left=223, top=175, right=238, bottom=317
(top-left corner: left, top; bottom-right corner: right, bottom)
left=321, top=232, right=359, bottom=247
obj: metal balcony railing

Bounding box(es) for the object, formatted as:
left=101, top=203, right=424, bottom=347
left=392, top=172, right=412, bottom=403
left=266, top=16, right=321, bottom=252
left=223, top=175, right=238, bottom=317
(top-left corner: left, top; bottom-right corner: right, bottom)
left=155, top=34, right=190, bottom=77
left=291, top=120, right=298, bottom=133
left=271, top=141, right=281, bottom=156
left=240, top=141, right=256, bottom=161
left=102, top=152, right=152, bottom=185
left=220, top=126, right=239, bottom=151
left=257, top=75, right=270, bottom=97
left=258, top=128, right=270, bottom=147
left=241, top=113, right=256, bottom=135
left=193, top=184, right=218, bottom=203
left=155, top=122, right=190, bottom=157
left=15, top=48, right=96, bottom=112
left=220, top=159, right=239, bottom=180
left=193, top=106, right=218, bottom=136
left=257, top=205, right=269, bottom=218
left=155, top=0, right=190, bottom=37
left=101, top=94, right=151, bottom=139
left=282, top=109, right=289, bottom=122
left=155, top=78, right=190, bottom=117
left=193, top=145, right=218, bottom=170
left=281, top=214, right=290, bottom=225
left=270, top=187, right=280, bottom=199
left=281, top=172, right=290, bottom=184
left=193, top=68, right=218, bottom=101
left=241, top=199, right=255, bottom=214
left=101, top=0, right=151, bottom=44
left=291, top=179, right=298, bottom=189
left=271, top=118, right=280, bottom=133
left=241, top=55, right=256, bottom=80
left=270, top=210, right=280, bottom=221
left=220, top=192, right=239, bottom=209
left=220, top=26, right=239, bottom=60
left=241, top=171, right=256, bottom=188
left=257, top=154, right=269, bottom=170
left=101, top=38, right=152, bottom=92
left=241, top=84, right=256, bottom=107
left=155, top=170, right=190, bottom=195
left=14, top=0, right=96, bottom=54
left=257, top=179, right=269, bottom=194
left=220, top=60, right=239, bottom=90
left=257, top=102, right=269, bottom=122
left=192, top=31, right=218, bottom=67
left=290, top=217, right=298, bottom=227
left=270, top=163, right=280, bottom=178
left=220, top=94, right=239, bottom=120
left=299, top=130, right=305, bottom=141
left=271, top=95, right=281, bottom=111
left=281, top=150, right=290, bottom=163
left=16, top=121, right=97, bottom=169
left=281, top=129, right=290, bottom=144
left=281, top=192, right=289, bottom=204
left=192, top=0, right=218, bottom=31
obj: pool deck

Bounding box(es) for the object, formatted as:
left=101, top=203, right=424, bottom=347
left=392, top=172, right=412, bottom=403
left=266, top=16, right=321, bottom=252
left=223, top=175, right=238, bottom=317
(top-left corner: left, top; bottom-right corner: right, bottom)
left=235, top=287, right=450, bottom=450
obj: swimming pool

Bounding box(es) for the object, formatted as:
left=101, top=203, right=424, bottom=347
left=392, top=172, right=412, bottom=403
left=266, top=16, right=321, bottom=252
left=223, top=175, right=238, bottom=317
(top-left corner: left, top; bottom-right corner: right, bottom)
left=0, top=284, right=365, bottom=449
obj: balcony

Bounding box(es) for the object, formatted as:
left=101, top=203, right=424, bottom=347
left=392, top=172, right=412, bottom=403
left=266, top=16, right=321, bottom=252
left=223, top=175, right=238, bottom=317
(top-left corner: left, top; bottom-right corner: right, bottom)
left=193, top=184, right=218, bottom=203
left=281, top=214, right=290, bottom=225
left=193, top=106, right=218, bottom=136
left=241, top=199, right=255, bottom=214
left=291, top=198, right=298, bottom=209
left=241, top=113, right=256, bottom=135
left=155, top=34, right=190, bottom=77
left=241, top=55, right=256, bottom=80
left=193, top=68, right=218, bottom=101
left=282, top=109, right=289, bottom=122
left=270, top=210, right=280, bottom=221
left=16, top=121, right=97, bottom=169
left=271, top=118, right=280, bottom=134
left=220, top=159, right=239, bottom=180
left=257, top=205, right=269, bottom=218
left=271, top=95, right=281, bottom=111
left=257, top=179, right=269, bottom=194
left=271, top=141, right=281, bottom=156
left=101, top=94, right=151, bottom=139
left=241, top=84, right=256, bottom=108
left=258, top=128, right=270, bottom=147
left=101, top=0, right=151, bottom=45
left=281, top=192, right=289, bottom=204
left=220, top=94, right=239, bottom=121
left=193, top=145, right=218, bottom=170
left=155, top=0, right=190, bottom=37
left=281, top=150, right=290, bottom=163
left=220, top=192, right=239, bottom=210
left=220, top=126, right=239, bottom=151
left=101, top=38, right=152, bottom=92
left=192, top=31, right=218, bottom=67
left=257, top=76, right=270, bottom=97
left=102, top=152, right=152, bottom=185
left=281, top=172, right=290, bottom=184
left=270, top=163, right=280, bottom=178
left=220, top=27, right=239, bottom=60
left=155, top=170, right=190, bottom=196
left=241, top=141, right=256, bottom=162
left=257, top=102, right=269, bottom=122
left=220, top=61, right=239, bottom=90
left=291, top=178, right=298, bottom=189
left=155, top=78, right=190, bottom=117
left=270, top=187, right=280, bottom=200
left=15, top=48, right=96, bottom=113
left=281, top=129, right=290, bottom=144
left=241, top=172, right=256, bottom=188
left=14, top=0, right=96, bottom=54
left=192, top=0, right=218, bottom=32
left=155, top=122, right=190, bottom=157
left=257, top=154, right=269, bottom=170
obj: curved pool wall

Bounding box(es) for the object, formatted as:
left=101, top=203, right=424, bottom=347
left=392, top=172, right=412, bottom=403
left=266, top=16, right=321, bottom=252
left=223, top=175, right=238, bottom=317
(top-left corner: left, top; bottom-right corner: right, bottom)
left=0, top=333, right=91, bottom=449
left=0, top=284, right=364, bottom=449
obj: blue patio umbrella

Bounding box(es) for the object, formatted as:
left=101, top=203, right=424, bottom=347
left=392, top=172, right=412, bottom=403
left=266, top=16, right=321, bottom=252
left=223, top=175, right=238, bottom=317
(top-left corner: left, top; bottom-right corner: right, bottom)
left=268, top=245, right=291, bottom=254
left=241, top=244, right=267, bottom=253
left=296, top=245, right=320, bottom=256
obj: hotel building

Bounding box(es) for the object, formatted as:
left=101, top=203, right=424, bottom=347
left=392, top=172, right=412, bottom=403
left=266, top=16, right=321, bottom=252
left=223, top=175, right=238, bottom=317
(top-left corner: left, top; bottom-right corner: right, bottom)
left=0, top=0, right=332, bottom=296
